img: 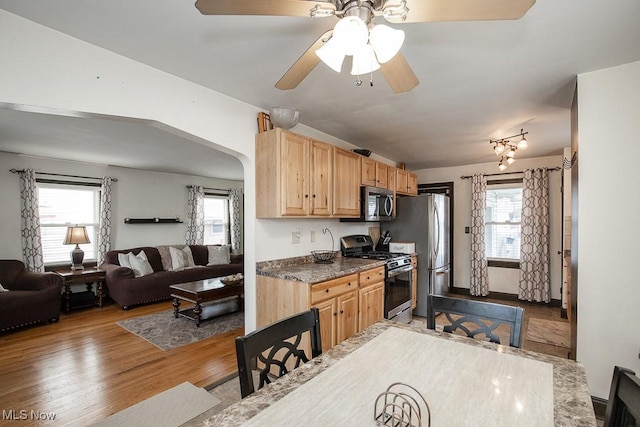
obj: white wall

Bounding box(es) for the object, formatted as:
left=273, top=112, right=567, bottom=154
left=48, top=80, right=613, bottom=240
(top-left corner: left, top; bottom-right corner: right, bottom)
left=0, top=10, right=379, bottom=330
left=577, top=60, right=640, bottom=399
left=413, top=155, right=564, bottom=300
left=0, top=152, right=244, bottom=259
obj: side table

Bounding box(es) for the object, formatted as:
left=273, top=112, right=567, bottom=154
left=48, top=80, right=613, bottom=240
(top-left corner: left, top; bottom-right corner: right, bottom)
left=54, top=268, right=106, bottom=314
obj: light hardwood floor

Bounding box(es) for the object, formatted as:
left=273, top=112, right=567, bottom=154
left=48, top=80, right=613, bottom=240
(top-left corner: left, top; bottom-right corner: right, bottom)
left=0, top=301, right=242, bottom=426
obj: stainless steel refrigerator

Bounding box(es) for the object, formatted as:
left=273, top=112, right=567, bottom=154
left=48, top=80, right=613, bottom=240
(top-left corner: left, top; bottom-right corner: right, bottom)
left=384, top=193, right=450, bottom=317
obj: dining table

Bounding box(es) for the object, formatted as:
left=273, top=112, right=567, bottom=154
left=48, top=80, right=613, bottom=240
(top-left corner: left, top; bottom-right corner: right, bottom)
left=193, top=320, right=596, bottom=426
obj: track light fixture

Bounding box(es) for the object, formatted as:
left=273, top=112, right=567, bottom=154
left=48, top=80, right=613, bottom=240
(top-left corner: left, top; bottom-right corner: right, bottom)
left=489, top=129, right=529, bottom=170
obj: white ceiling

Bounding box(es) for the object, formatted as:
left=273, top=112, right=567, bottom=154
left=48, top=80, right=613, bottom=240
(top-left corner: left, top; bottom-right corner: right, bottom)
left=1, top=0, right=639, bottom=178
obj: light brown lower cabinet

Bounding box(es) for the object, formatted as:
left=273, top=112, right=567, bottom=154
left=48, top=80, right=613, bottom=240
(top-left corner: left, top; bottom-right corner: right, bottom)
left=256, top=266, right=385, bottom=353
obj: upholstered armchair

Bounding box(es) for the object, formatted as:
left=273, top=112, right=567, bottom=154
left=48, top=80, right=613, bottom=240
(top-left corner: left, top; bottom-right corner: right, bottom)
left=0, top=260, right=63, bottom=333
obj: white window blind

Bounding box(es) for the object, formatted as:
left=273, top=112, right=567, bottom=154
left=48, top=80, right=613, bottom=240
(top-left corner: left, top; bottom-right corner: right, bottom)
left=203, top=195, right=229, bottom=245
left=38, top=184, right=99, bottom=265
left=485, top=185, right=522, bottom=261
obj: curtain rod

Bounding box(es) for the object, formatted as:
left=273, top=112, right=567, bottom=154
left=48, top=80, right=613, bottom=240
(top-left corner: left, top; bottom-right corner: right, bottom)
left=460, top=166, right=561, bottom=179
left=186, top=185, right=230, bottom=193
left=10, top=169, right=118, bottom=182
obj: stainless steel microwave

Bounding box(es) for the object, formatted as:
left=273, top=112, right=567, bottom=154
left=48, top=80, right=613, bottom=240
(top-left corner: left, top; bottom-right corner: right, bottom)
left=361, top=186, right=395, bottom=222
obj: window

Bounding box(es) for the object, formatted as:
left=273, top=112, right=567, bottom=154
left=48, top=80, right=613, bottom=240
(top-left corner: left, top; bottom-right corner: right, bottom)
left=203, top=195, right=229, bottom=245
left=485, top=184, right=522, bottom=261
left=38, top=184, right=99, bottom=265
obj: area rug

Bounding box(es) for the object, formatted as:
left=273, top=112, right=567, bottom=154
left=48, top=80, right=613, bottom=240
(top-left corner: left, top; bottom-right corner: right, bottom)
left=117, top=310, right=244, bottom=351
left=92, top=382, right=220, bottom=427
left=526, top=318, right=571, bottom=348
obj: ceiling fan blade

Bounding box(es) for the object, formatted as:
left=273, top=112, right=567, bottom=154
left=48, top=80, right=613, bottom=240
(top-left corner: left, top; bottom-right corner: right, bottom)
left=380, top=53, right=419, bottom=94
left=275, top=30, right=332, bottom=90
left=383, top=0, right=536, bottom=23
left=195, top=0, right=336, bottom=17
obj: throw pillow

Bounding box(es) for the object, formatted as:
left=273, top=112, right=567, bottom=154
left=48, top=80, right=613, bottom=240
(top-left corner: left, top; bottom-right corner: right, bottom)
left=156, top=245, right=173, bottom=271
left=169, top=246, right=196, bottom=271
left=207, top=245, right=230, bottom=266
left=118, top=252, right=133, bottom=269
left=0, top=283, right=9, bottom=292
left=127, top=250, right=154, bottom=278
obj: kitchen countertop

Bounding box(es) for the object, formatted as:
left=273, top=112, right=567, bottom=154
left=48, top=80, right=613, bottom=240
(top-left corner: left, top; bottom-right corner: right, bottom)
left=256, top=254, right=385, bottom=284
left=189, top=320, right=596, bottom=427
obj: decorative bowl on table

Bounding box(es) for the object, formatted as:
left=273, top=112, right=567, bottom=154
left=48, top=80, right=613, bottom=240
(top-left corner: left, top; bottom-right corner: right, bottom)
left=311, top=250, right=337, bottom=264
left=269, top=107, right=299, bottom=130
left=221, top=273, right=243, bottom=285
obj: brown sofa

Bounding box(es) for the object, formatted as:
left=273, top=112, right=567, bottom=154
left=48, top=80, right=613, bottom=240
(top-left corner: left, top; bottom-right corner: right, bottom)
left=0, top=260, right=63, bottom=333
left=100, top=245, right=243, bottom=309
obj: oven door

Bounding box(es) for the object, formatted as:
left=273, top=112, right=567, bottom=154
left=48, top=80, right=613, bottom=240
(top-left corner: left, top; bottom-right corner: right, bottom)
left=385, top=264, right=414, bottom=322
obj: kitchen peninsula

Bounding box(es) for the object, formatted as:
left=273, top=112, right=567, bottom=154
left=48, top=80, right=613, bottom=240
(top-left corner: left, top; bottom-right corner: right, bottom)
left=256, top=254, right=385, bottom=352
left=192, top=320, right=596, bottom=426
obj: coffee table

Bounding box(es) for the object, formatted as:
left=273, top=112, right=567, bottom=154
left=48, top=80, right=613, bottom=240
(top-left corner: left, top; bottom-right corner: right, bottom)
left=170, top=277, right=244, bottom=327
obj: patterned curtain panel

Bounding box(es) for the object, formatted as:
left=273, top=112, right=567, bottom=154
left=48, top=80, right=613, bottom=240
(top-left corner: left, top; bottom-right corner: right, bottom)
left=470, top=174, right=489, bottom=296
left=185, top=185, right=205, bottom=245
left=228, top=188, right=243, bottom=254
left=19, top=169, right=44, bottom=272
left=97, top=177, right=114, bottom=266
left=519, top=168, right=551, bottom=303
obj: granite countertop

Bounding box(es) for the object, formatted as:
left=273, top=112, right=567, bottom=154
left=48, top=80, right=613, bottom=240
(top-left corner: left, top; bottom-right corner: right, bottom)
left=190, top=321, right=596, bottom=427
left=256, top=254, right=385, bottom=284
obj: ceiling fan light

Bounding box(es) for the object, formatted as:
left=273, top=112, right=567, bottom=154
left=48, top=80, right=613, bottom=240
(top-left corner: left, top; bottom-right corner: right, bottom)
left=506, top=146, right=516, bottom=158
left=506, top=157, right=515, bottom=165
left=517, top=136, right=528, bottom=149
left=316, top=39, right=345, bottom=72
left=351, top=44, right=381, bottom=75
left=498, top=161, right=508, bottom=172
left=332, top=16, right=368, bottom=56
left=494, top=143, right=505, bottom=155
left=370, top=24, right=405, bottom=64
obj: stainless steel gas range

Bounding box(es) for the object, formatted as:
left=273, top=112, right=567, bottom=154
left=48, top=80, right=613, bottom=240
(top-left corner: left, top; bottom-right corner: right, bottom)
left=340, top=235, right=414, bottom=323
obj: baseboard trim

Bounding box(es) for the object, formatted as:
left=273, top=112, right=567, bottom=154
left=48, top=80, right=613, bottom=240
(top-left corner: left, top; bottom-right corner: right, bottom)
left=592, top=396, right=606, bottom=421
left=450, top=287, right=562, bottom=307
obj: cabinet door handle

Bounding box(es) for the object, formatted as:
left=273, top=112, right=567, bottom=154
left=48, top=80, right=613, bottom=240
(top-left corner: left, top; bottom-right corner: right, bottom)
left=340, top=310, right=344, bottom=314
left=325, top=289, right=330, bottom=293
left=305, top=194, right=309, bottom=198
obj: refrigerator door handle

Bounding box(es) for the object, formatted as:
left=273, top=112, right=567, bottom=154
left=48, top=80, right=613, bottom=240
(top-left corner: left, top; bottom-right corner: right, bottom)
left=433, top=201, right=441, bottom=261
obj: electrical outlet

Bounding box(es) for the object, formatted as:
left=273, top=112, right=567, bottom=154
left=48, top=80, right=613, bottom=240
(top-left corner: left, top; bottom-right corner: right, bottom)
left=292, top=228, right=301, bottom=244
left=310, top=230, right=316, bottom=243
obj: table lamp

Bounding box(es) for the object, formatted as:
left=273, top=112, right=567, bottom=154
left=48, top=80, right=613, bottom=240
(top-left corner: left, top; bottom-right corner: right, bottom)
left=63, top=225, right=91, bottom=270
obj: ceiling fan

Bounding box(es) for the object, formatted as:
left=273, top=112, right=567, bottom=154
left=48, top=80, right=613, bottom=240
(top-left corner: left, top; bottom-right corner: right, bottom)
left=195, top=0, right=536, bottom=93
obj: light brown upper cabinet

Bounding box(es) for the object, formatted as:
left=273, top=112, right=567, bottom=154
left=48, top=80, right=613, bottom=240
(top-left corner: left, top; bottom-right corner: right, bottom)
left=360, top=156, right=390, bottom=189
left=375, top=162, right=388, bottom=189
left=333, top=148, right=361, bottom=217
left=360, top=157, right=376, bottom=187
left=256, top=128, right=333, bottom=217
left=256, top=128, right=364, bottom=218
left=395, top=168, right=418, bottom=196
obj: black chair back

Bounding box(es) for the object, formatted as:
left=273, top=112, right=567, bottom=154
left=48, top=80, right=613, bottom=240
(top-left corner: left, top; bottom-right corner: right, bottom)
left=604, top=366, right=640, bottom=427
left=235, top=308, right=322, bottom=398
left=426, top=294, right=524, bottom=348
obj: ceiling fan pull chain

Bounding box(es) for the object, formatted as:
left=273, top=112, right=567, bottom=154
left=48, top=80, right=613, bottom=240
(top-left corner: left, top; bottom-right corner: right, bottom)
left=355, top=76, right=363, bottom=86
left=370, top=71, right=374, bottom=87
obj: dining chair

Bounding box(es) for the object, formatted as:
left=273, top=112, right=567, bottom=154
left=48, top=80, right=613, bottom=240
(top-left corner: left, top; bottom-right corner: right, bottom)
left=426, top=294, right=525, bottom=348
left=604, top=366, right=640, bottom=427
left=235, top=308, right=322, bottom=398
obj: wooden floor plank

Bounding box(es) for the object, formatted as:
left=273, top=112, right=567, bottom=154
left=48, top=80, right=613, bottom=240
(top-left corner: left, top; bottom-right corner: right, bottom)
left=0, top=301, right=241, bottom=426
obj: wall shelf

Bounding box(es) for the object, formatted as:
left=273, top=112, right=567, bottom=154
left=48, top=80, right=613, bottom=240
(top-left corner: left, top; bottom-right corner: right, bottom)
left=124, top=218, right=183, bottom=224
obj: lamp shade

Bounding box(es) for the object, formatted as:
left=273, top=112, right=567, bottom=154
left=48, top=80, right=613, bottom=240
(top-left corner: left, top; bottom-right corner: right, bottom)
left=370, top=24, right=405, bottom=63
left=316, top=37, right=346, bottom=72
left=63, top=226, right=91, bottom=245
left=351, top=44, right=381, bottom=75
left=332, top=16, right=368, bottom=56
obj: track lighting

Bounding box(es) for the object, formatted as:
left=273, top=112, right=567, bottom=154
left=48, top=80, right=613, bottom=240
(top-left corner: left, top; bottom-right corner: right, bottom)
left=489, top=129, right=529, bottom=171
